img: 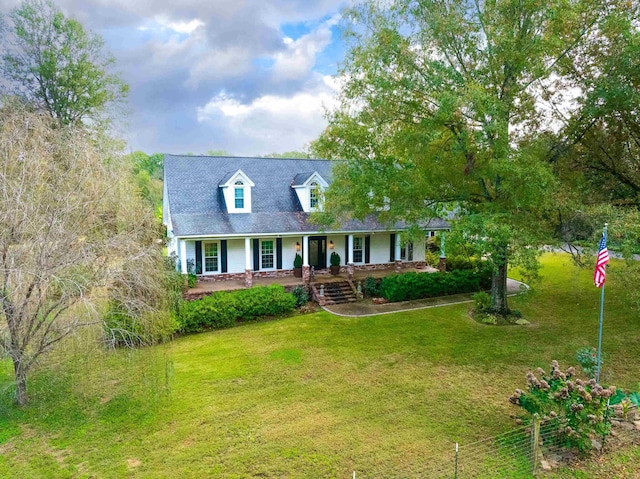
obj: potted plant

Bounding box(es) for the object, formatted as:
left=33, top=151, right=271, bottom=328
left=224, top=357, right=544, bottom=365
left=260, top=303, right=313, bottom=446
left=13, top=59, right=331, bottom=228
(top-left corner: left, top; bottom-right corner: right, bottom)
left=293, top=253, right=303, bottom=277
left=330, top=251, right=341, bottom=275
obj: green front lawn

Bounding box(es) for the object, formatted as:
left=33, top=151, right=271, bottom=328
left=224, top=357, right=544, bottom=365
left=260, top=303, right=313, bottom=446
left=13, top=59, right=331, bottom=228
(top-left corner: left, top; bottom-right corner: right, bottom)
left=0, top=253, right=638, bottom=478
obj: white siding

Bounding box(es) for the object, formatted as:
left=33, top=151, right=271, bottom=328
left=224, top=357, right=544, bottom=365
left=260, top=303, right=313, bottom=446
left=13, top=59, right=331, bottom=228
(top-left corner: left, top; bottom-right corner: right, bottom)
left=293, top=187, right=310, bottom=212
left=370, top=233, right=392, bottom=264
left=282, top=236, right=301, bottom=270
left=226, top=239, right=246, bottom=273
left=326, top=235, right=346, bottom=266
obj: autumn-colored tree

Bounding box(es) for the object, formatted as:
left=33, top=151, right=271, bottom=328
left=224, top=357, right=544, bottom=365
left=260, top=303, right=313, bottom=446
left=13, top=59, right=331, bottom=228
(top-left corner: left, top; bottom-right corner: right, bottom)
left=0, top=102, right=173, bottom=405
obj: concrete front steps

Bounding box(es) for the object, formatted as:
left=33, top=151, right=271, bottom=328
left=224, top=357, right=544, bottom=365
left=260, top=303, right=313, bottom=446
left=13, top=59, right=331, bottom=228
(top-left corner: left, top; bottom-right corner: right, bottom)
left=312, top=281, right=357, bottom=305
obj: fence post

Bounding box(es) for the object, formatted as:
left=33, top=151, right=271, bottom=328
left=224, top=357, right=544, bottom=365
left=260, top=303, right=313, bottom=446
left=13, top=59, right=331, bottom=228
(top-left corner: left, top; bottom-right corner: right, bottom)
left=454, top=442, right=458, bottom=479
left=531, top=414, right=541, bottom=476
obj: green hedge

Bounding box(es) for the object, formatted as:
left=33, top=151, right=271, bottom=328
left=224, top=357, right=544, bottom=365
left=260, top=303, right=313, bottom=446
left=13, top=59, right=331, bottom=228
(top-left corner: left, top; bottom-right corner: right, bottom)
left=233, top=284, right=297, bottom=320
left=177, top=284, right=296, bottom=333
left=380, top=267, right=492, bottom=302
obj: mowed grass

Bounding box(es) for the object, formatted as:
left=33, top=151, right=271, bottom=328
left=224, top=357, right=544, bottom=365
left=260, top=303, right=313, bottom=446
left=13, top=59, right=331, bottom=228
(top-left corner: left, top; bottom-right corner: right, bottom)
left=0, top=253, right=639, bottom=478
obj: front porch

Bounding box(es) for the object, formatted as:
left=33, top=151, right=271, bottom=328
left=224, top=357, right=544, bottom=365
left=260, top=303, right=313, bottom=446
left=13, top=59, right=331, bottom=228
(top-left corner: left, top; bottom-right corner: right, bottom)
left=185, top=263, right=438, bottom=299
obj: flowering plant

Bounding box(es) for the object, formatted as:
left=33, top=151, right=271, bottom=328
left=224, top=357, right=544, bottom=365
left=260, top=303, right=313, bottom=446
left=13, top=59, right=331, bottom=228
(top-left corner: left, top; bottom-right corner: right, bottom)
left=509, top=360, right=615, bottom=452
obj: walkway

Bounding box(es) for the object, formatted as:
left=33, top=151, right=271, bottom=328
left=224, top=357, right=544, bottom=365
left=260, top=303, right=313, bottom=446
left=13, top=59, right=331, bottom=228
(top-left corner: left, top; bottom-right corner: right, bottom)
left=322, top=278, right=529, bottom=317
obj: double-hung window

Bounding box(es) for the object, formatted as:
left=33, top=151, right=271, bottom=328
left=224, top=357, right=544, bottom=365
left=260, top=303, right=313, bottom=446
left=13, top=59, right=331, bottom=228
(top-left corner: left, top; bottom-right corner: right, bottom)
left=353, top=236, right=363, bottom=263
left=234, top=181, right=244, bottom=209
left=204, top=242, right=219, bottom=273
left=261, top=240, right=274, bottom=269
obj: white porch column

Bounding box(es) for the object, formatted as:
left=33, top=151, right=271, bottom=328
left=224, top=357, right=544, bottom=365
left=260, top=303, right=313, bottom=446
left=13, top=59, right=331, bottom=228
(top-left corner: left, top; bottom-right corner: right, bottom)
left=302, top=235, right=309, bottom=266
left=395, top=233, right=402, bottom=261
left=179, top=239, right=187, bottom=274
left=347, top=234, right=355, bottom=280
left=244, top=237, right=251, bottom=270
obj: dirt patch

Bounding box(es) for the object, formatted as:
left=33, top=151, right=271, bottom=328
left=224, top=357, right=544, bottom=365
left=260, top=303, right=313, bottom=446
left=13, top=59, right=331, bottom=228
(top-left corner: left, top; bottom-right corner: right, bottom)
left=127, top=458, right=142, bottom=468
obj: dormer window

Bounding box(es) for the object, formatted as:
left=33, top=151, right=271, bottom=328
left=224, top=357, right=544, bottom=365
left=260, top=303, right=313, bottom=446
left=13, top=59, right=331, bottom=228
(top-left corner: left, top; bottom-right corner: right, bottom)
left=219, top=169, right=254, bottom=213
left=309, top=182, right=319, bottom=209
left=234, top=181, right=244, bottom=209
left=291, top=171, right=329, bottom=213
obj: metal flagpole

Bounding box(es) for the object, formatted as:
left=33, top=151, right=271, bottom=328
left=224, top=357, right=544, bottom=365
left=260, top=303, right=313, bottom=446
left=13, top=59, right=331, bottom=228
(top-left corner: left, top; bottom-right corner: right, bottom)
left=596, top=282, right=605, bottom=383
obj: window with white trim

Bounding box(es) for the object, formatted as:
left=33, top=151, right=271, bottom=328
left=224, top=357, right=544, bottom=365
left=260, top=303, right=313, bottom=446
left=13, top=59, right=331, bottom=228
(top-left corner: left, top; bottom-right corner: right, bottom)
left=353, top=236, right=363, bottom=263
left=261, top=240, right=274, bottom=269
left=401, top=242, right=414, bottom=261
left=234, top=181, right=244, bottom=209
left=204, top=242, right=219, bottom=273
left=309, top=182, right=319, bottom=209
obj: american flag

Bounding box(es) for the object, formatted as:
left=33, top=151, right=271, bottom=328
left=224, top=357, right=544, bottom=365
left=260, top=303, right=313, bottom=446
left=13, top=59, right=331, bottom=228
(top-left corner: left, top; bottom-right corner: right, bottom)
left=594, top=230, right=609, bottom=288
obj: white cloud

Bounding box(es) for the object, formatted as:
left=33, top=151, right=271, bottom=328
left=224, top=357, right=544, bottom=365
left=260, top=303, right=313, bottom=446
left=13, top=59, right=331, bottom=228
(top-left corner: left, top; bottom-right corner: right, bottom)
left=154, top=16, right=205, bottom=34
left=271, top=14, right=340, bottom=82
left=196, top=75, right=340, bottom=154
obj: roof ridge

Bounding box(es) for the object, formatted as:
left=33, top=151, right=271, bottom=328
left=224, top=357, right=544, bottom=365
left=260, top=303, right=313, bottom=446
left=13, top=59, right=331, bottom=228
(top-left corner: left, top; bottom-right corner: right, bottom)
left=164, top=154, right=329, bottom=161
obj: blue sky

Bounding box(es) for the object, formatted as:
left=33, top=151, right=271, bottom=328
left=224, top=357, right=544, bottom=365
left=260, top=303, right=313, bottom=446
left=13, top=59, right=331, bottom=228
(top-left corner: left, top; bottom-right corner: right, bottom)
left=0, top=0, right=350, bottom=156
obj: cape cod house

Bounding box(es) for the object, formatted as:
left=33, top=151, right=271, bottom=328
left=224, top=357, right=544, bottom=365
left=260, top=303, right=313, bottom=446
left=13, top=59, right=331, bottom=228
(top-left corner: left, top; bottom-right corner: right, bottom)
left=163, top=155, right=449, bottom=286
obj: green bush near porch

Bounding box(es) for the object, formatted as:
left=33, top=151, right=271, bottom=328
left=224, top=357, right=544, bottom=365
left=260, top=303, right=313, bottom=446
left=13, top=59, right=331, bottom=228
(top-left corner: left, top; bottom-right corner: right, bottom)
left=177, top=285, right=296, bottom=333
left=380, top=267, right=492, bottom=302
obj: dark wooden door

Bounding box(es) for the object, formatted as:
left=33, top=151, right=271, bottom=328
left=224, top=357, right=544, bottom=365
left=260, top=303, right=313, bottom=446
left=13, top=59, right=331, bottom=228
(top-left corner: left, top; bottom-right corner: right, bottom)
left=308, top=236, right=327, bottom=269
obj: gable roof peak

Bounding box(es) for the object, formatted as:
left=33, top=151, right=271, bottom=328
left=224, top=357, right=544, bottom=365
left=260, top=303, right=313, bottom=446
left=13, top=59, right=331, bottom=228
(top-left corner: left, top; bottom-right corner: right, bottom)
left=219, top=169, right=255, bottom=187
left=291, top=170, right=329, bottom=188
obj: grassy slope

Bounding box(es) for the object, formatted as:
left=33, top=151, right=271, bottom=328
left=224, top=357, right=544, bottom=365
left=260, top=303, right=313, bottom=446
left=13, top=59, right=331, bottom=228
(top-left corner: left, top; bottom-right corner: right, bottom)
left=0, top=253, right=638, bottom=478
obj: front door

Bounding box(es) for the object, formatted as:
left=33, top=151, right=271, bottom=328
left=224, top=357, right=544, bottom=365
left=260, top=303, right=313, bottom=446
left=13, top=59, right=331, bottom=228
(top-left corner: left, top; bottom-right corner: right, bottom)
left=308, top=236, right=327, bottom=270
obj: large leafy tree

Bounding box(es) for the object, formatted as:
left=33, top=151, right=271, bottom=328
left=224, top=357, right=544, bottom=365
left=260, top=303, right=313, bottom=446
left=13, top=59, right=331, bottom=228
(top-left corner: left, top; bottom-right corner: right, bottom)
left=0, top=0, right=128, bottom=126
left=313, top=0, right=635, bottom=314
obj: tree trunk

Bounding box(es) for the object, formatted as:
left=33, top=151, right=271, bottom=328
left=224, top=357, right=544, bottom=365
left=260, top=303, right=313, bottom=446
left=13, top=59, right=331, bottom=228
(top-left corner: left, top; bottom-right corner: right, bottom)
left=490, top=248, right=509, bottom=315
left=12, top=358, right=28, bottom=406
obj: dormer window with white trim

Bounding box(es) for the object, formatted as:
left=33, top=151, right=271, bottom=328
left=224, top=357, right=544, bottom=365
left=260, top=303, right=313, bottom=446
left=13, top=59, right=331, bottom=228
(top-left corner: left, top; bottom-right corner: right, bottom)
left=219, top=169, right=254, bottom=213
left=291, top=171, right=328, bottom=213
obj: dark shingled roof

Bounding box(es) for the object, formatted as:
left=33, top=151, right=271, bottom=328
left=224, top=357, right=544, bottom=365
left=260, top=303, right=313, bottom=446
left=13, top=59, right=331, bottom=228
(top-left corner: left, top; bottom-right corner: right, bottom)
left=291, top=172, right=317, bottom=187
left=164, top=155, right=449, bottom=237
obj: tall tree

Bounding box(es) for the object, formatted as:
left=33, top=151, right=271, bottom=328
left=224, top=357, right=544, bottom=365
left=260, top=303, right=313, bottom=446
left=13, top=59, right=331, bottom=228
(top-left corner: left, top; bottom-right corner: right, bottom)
left=125, top=151, right=164, bottom=216
left=0, top=0, right=128, bottom=126
left=313, top=0, right=633, bottom=314
left=0, top=102, right=172, bottom=406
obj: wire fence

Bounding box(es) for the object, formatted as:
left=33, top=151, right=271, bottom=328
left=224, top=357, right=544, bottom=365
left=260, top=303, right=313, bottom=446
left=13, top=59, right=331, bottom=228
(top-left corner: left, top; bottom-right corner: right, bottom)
left=421, top=416, right=571, bottom=478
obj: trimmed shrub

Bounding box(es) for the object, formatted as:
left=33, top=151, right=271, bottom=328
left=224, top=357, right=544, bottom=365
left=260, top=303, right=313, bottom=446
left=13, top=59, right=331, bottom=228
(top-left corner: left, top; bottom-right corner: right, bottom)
left=177, top=292, right=238, bottom=333
left=363, top=276, right=381, bottom=297
left=234, top=284, right=296, bottom=319
left=380, top=268, right=491, bottom=302
left=291, top=285, right=309, bottom=307
left=177, top=285, right=297, bottom=333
